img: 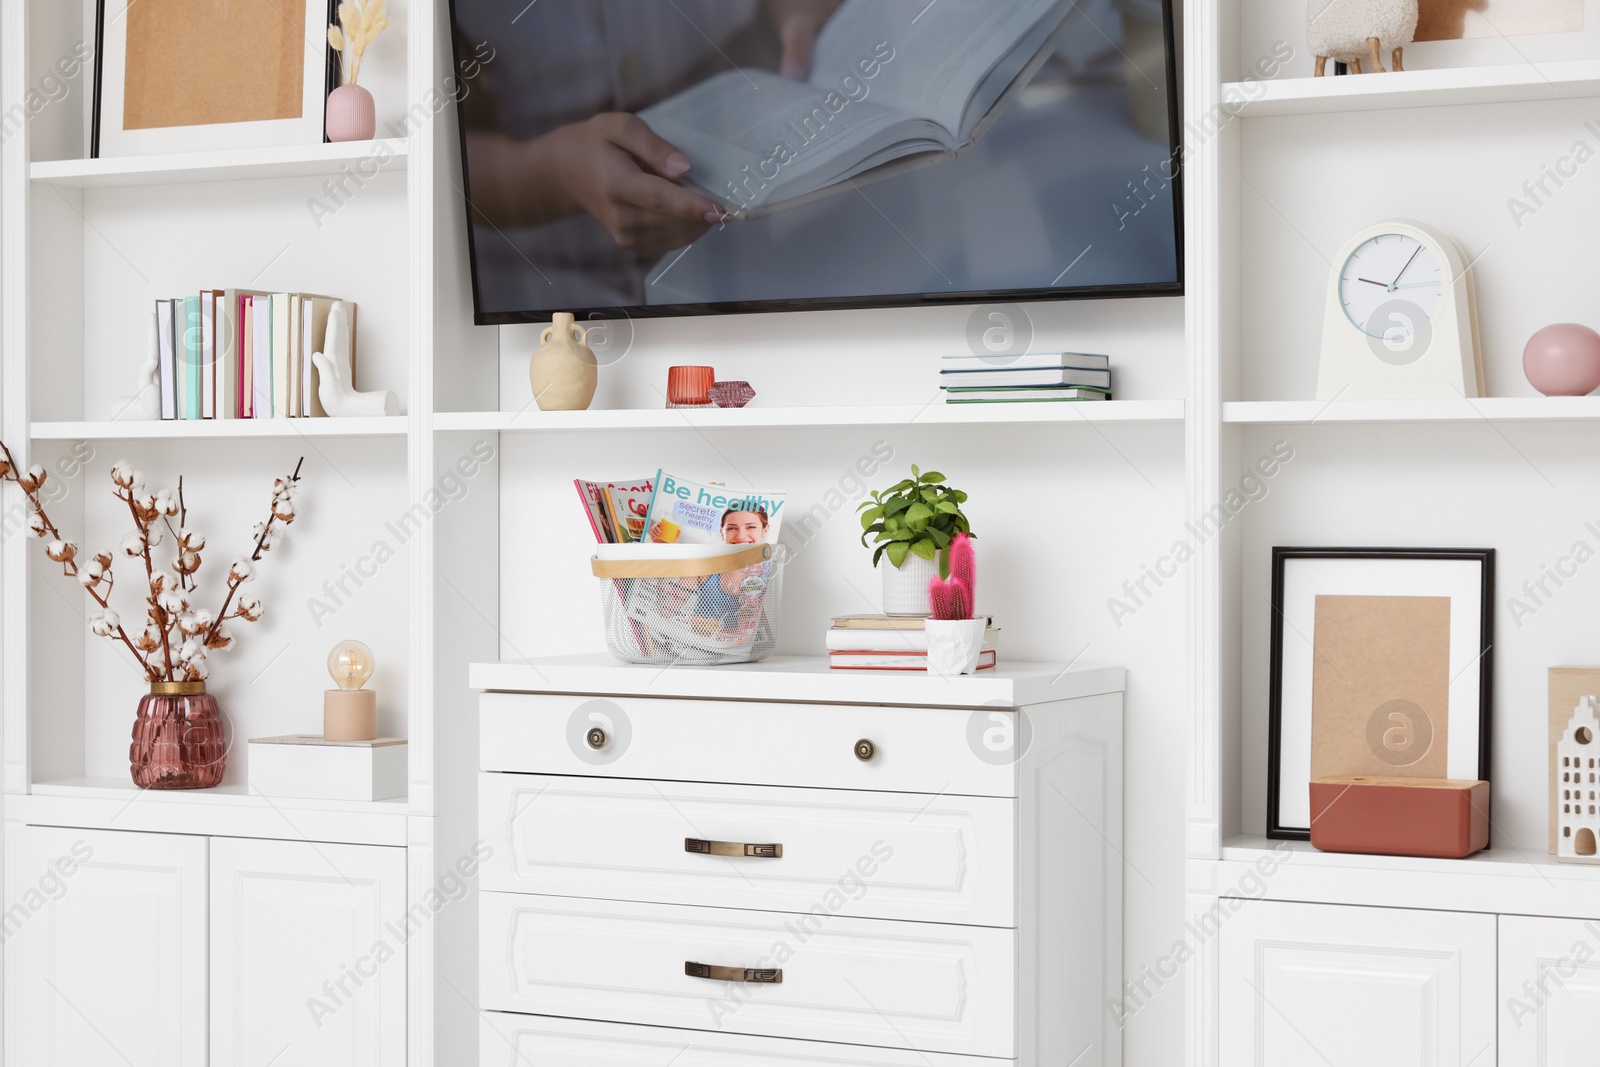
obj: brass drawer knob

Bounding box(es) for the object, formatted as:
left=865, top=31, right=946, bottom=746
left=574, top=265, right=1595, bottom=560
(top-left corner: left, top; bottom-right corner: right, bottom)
left=586, top=726, right=609, bottom=750
left=854, top=738, right=877, bottom=762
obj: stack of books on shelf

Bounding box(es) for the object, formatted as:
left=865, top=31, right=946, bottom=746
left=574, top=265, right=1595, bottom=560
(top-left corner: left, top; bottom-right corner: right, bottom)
left=826, top=613, right=999, bottom=671
left=939, top=352, right=1111, bottom=403
left=152, top=291, right=357, bottom=420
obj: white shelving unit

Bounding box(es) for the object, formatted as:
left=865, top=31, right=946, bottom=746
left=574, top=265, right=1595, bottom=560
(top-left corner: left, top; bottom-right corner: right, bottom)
left=31, top=416, right=410, bottom=439
left=0, top=3, right=1189, bottom=1066
left=0, top=0, right=484, bottom=1063
left=435, top=399, right=1184, bottom=433
left=28, top=139, right=410, bottom=188
left=1191, top=7, right=1600, bottom=1065
left=1222, top=397, right=1600, bottom=424
left=21, top=776, right=409, bottom=845
left=1222, top=57, right=1600, bottom=115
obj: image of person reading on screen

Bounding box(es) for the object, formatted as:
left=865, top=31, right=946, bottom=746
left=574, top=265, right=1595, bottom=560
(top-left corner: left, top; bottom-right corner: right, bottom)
left=458, top=0, right=842, bottom=301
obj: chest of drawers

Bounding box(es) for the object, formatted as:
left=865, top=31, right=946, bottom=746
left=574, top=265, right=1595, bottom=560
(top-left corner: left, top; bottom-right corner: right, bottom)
left=472, top=654, right=1124, bottom=1066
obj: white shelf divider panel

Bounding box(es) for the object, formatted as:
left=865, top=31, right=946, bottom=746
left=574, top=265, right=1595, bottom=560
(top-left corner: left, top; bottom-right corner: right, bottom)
left=23, top=777, right=408, bottom=846
left=29, top=139, right=410, bottom=189
left=1224, top=59, right=1600, bottom=116
left=1210, top=836, right=1600, bottom=920
left=30, top=417, right=410, bottom=440
left=436, top=400, right=1184, bottom=433
left=1223, top=397, right=1600, bottom=424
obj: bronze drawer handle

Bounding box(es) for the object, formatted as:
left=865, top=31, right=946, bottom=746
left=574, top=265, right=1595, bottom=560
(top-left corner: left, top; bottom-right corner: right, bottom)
left=855, top=738, right=877, bottom=762
left=685, top=961, right=782, bottom=984
left=685, top=838, right=782, bottom=859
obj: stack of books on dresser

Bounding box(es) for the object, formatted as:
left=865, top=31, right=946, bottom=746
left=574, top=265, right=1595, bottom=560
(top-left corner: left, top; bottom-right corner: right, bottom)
left=939, top=352, right=1111, bottom=403
left=826, top=614, right=999, bottom=671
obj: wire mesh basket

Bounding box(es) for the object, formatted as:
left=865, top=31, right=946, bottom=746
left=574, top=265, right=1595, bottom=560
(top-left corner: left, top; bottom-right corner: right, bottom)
left=592, top=543, right=784, bottom=665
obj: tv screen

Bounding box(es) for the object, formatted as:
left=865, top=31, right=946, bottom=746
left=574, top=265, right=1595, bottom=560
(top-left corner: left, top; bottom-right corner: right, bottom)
left=448, top=0, right=1181, bottom=324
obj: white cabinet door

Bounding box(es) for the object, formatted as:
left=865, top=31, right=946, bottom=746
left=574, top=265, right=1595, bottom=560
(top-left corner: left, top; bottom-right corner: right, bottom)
left=1500, top=915, right=1600, bottom=1065
left=210, top=837, right=406, bottom=1067
left=10, top=826, right=207, bottom=1067
left=1220, top=900, right=1495, bottom=1067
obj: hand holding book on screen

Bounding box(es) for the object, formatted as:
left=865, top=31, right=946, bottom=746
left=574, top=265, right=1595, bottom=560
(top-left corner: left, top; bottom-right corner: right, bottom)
left=640, top=0, right=1077, bottom=217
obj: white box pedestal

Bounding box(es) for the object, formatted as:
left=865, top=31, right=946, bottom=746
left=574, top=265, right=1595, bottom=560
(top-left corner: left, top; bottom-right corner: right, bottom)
left=248, top=735, right=407, bottom=801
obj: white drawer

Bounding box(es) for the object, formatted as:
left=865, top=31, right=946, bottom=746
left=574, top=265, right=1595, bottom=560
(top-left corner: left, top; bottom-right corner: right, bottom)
left=479, top=1012, right=1015, bottom=1067
left=479, top=692, right=1019, bottom=796
left=479, top=893, right=1017, bottom=1059
left=479, top=773, right=1017, bottom=926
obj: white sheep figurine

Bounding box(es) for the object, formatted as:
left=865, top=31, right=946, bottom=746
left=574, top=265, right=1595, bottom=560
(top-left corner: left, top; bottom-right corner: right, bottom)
left=1307, top=0, right=1419, bottom=76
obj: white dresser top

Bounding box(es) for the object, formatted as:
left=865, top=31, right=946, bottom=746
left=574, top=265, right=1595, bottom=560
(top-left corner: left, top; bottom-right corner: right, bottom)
left=469, top=654, right=1124, bottom=708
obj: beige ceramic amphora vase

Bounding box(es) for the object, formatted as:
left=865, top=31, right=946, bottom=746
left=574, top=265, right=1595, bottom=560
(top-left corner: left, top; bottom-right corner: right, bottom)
left=529, top=312, right=598, bottom=411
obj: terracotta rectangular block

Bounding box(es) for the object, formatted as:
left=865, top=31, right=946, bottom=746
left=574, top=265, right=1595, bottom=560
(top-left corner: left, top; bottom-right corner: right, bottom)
left=1309, top=776, right=1490, bottom=859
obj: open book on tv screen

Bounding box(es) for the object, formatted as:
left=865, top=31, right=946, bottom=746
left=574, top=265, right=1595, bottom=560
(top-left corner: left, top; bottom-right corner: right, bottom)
left=448, top=0, right=1182, bottom=323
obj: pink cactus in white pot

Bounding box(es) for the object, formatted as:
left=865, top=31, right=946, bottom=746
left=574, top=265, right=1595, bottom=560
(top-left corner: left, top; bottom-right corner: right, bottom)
left=925, top=534, right=987, bottom=675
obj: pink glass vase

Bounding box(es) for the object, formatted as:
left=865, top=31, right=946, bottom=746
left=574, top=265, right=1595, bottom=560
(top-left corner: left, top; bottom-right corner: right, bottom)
left=130, top=682, right=227, bottom=789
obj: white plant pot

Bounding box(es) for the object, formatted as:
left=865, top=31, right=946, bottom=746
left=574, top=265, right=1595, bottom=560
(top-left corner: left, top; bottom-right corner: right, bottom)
left=925, top=618, right=988, bottom=676
left=881, top=552, right=939, bottom=616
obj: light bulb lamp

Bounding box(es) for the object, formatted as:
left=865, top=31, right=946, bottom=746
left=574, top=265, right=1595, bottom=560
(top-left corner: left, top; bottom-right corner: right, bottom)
left=324, top=640, right=377, bottom=741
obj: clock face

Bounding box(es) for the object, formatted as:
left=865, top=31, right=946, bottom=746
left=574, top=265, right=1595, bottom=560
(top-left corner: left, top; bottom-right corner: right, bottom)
left=1338, top=233, right=1445, bottom=341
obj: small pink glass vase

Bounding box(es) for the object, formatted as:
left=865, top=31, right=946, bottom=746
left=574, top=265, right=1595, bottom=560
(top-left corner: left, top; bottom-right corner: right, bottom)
left=130, top=682, right=227, bottom=789
left=1524, top=323, right=1600, bottom=397
left=326, top=84, right=376, bottom=142
left=708, top=381, right=756, bottom=408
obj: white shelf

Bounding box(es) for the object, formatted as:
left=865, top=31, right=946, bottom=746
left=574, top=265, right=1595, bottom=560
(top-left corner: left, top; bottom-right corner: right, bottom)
left=435, top=401, right=1184, bottom=433
left=1222, top=397, right=1600, bottom=425
left=1210, top=836, right=1600, bottom=920
left=31, top=416, right=409, bottom=440
left=29, top=139, right=410, bottom=189
left=471, top=654, right=1126, bottom=708
left=1223, top=59, right=1600, bottom=117
left=22, top=777, right=408, bottom=846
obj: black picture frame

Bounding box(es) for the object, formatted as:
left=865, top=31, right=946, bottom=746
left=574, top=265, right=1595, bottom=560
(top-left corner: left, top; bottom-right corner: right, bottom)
left=90, top=0, right=340, bottom=159
left=1265, top=547, right=1495, bottom=841
left=89, top=0, right=104, bottom=158
left=444, top=0, right=1185, bottom=326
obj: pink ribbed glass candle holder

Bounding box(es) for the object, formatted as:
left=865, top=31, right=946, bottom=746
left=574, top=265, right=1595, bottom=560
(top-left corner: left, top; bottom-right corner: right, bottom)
left=666, top=366, right=715, bottom=408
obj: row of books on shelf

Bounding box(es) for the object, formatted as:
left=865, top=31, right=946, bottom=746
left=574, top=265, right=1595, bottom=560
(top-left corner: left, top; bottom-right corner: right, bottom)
left=940, top=351, right=1110, bottom=404
left=152, top=292, right=357, bottom=420
left=826, top=613, right=998, bottom=671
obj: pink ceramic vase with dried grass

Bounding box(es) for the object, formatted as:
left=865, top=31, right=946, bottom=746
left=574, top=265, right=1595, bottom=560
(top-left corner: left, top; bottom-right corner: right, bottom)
left=326, top=84, right=376, bottom=142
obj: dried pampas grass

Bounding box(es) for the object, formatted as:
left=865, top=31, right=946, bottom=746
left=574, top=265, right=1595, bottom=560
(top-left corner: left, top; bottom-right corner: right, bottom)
left=329, top=0, right=390, bottom=87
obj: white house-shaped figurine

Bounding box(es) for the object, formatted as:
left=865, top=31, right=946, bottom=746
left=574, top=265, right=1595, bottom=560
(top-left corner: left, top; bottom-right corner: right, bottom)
left=1559, top=695, right=1600, bottom=863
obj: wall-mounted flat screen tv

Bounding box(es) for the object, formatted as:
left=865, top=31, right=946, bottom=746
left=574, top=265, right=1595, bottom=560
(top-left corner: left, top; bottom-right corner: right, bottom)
left=448, top=0, right=1182, bottom=324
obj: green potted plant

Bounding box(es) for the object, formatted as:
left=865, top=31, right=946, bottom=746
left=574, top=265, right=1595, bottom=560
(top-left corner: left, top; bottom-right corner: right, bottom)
left=858, top=465, right=973, bottom=615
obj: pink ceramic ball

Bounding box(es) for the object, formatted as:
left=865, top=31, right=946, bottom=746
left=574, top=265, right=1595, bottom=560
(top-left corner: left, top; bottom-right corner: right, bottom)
left=1524, top=324, right=1600, bottom=396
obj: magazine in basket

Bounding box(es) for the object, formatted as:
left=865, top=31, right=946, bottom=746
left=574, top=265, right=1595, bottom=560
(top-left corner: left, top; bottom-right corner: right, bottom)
left=584, top=472, right=789, bottom=661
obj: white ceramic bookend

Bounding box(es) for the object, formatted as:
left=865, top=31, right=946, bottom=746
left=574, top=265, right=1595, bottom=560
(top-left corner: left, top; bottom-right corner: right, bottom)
left=314, top=301, right=396, bottom=417
left=109, top=311, right=162, bottom=421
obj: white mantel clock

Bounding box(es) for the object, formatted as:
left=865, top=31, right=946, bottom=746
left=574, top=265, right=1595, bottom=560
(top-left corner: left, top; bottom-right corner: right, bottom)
left=1316, top=219, right=1484, bottom=400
